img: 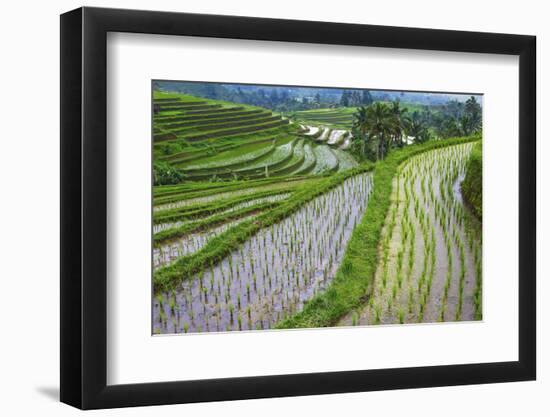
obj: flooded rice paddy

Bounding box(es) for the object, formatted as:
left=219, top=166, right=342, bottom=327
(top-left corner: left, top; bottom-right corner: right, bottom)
left=153, top=173, right=373, bottom=334
left=339, top=143, right=482, bottom=326
left=154, top=216, right=256, bottom=269
left=303, top=126, right=319, bottom=136
left=327, top=130, right=347, bottom=145
left=153, top=193, right=291, bottom=234
left=154, top=181, right=299, bottom=212
left=311, top=146, right=338, bottom=174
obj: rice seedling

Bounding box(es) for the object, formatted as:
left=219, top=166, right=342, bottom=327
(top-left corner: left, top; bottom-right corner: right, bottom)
left=152, top=110, right=480, bottom=335
left=333, top=141, right=481, bottom=327
left=374, top=303, right=382, bottom=325
left=153, top=173, right=373, bottom=333
left=398, top=308, right=405, bottom=324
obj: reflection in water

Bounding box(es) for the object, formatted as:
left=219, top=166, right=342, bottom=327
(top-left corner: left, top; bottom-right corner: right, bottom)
left=153, top=173, right=373, bottom=334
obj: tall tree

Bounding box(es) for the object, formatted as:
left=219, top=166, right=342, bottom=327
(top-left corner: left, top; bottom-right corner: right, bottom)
left=463, top=95, right=482, bottom=134
left=406, top=118, right=430, bottom=143
left=440, top=117, right=462, bottom=138
left=351, top=91, right=361, bottom=106
left=314, top=93, right=321, bottom=104
left=340, top=90, right=350, bottom=107
left=280, top=89, right=289, bottom=101
left=361, top=90, right=373, bottom=105
left=364, top=102, right=395, bottom=160
left=269, top=89, right=279, bottom=105
left=352, top=106, right=369, bottom=158
left=388, top=100, right=408, bottom=147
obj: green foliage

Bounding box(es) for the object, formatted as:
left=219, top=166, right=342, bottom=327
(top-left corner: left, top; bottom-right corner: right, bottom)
left=153, top=160, right=184, bottom=185
left=460, top=141, right=482, bottom=220
left=340, top=89, right=373, bottom=107
left=350, top=101, right=435, bottom=162
left=348, top=96, right=482, bottom=155
left=431, top=96, right=482, bottom=138
left=406, top=112, right=431, bottom=143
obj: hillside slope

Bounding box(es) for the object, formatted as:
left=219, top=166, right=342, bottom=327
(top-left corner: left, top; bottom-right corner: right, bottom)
left=153, top=91, right=358, bottom=184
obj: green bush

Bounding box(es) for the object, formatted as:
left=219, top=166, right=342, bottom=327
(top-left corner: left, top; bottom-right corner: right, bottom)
left=153, top=161, right=184, bottom=185
left=461, top=141, right=482, bottom=220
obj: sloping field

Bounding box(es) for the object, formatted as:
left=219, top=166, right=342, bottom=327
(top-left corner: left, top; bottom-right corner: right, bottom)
left=152, top=92, right=481, bottom=334
left=295, top=107, right=357, bottom=129
left=153, top=91, right=359, bottom=182
left=150, top=91, right=417, bottom=334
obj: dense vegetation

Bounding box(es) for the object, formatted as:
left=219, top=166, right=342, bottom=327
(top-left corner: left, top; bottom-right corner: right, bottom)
left=461, top=141, right=483, bottom=220
left=348, top=96, right=482, bottom=162
left=151, top=86, right=483, bottom=334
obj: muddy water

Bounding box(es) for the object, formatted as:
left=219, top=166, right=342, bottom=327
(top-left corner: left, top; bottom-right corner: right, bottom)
left=303, top=126, right=320, bottom=136
left=339, top=143, right=481, bottom=326
left=153, top=173, right=373, bottom=334
left=327, top=130, right=347, bottom=145
left=340, top=137, right=351, bottom=150
left=317, top=128, right=330, bottom=142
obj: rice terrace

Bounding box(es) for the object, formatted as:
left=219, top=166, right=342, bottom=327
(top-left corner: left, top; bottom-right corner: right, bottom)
left=152, top=81, right=483, bottom=335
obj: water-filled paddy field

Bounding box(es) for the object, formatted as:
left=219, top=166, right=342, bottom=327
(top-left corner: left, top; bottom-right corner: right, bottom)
left=153, top=173, right=373, bottom=333
left=152, top=89, right=482, bottom=335
left=340, top=143, right=482, bottom=326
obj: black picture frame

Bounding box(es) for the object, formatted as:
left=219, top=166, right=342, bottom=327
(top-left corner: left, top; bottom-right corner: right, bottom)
left=60, top=6, right=536, bottom=410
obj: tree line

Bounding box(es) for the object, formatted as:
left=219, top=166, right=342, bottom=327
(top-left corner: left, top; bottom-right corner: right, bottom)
left=340, top=89, right=374, bottom=107
left=350, top=96, right=482, bottom=161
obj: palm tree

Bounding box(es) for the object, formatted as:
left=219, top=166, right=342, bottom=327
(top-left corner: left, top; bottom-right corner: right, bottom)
left=352, top=106, right=369, bottom=158
left=406, top=119, right=430, bottom=143
left=389, top=101, right=408, bottom=147
left=352, top=102, right=410, bottom=160
left=464, top=96, right=482, bottom=133
left=365, top=102, right=394, bottom=160
left=459, top=111, right=482, bottom=136
left=439, top=117, right=462, bottom=138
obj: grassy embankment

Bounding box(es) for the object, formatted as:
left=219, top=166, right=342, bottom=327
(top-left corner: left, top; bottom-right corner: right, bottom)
left=460, top=141, right=482, bottom=220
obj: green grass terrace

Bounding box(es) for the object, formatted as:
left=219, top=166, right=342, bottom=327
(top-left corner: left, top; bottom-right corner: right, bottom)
left=153, top=91, right=360, bottom=182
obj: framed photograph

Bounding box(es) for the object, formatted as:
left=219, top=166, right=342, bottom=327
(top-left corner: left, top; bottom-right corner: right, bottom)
left=60, top=6, right=536, bottom=409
